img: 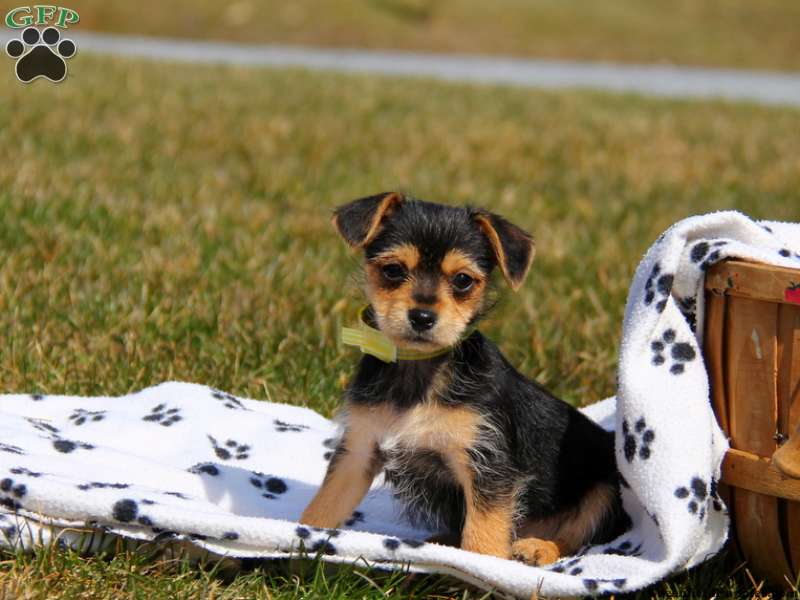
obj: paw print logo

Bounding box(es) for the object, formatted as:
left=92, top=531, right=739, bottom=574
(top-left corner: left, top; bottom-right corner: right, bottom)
left=69, top=409, right=106, bottom=426
left=142, top=404, right=182, bottom=427
left=622, top=417, right=655, bottom=462
left=674, top=476, right=719, bottom=520
left=207, top=435, right=250, bottom=460
left=651, top=328, right=697, bottom=375
left=248, top=472, right=288, bottom=499
left=643, top=263, right=673, bottom=313
left=5, top=27, right=76, bottom=83
left=690, top=240, right=727, bottom=271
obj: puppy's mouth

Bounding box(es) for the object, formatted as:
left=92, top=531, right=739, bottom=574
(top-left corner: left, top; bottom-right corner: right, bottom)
left=404, top=332, right=434, bottom=343
left=398, top=330, right=446, bottom=349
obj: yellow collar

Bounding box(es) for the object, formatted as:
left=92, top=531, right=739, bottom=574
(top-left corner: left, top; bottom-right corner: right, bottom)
left=340, top=305, right=475, bottom=363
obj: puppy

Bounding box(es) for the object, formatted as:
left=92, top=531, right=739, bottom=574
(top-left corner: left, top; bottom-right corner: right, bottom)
left=300, top=192, right=626, bottom=564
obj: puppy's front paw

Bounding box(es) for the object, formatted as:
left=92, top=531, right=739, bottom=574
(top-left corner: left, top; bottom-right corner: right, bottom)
left=511, top=538, right=561, bottom=565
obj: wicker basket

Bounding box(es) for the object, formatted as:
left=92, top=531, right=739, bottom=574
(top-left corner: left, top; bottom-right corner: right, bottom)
left=704, top=260, right=800, bottom=586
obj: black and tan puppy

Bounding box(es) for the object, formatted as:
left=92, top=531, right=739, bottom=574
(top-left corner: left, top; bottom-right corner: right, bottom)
left=300, top=192, right=625, bottom=564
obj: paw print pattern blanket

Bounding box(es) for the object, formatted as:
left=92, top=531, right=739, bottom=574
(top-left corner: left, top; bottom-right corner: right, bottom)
left=1, top=211, right=798, bottom=597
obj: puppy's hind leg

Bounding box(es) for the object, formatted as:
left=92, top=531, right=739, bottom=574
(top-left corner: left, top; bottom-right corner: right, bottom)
left=512, top=483, right=619, bottom=566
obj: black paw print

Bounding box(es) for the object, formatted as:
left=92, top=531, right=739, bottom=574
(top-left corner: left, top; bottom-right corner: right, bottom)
left=76, top=481, right=130, bottom=491
left=0, top=514, right=18, bottom=541
left=248, top=472, right=288, bottom=499
left=643, top=263, right=673, bottom=313
left=294, top=526, right=338, bottom=555
left=651, top=328, right=697, bottom=375
left=622, top=417, right=655, bottom=462
left=112, top=498, right=156, bottom=528
left=10, top=467, right=41, bottom=478
left=188, top=462, right=219, bottom=476
left=344, top=510, right=365, bottom=527
left=676, top=296, right=698, bottom=331
left=164, top=491, right=188, bottom=500
left=52, top=437, right=94, bottom=453
left=26, top=417, right=59, bottom=434
left=0, top=477, right=27, bottom=500
left=5, top=26, right=76, bottom=83
left=777, top=248, right=800, bottom=261
left=549, top=557, right=584, bottom=575
left=207, top=435, right=250, bottom=460
left=675, top=476, right=710, bottom=520
left=690, top=240, right=728, bottom=271
left=675, top=476, right=725, bottom=520
left=382, top=536, right=425, bottom=550
left=69, top=409, right=106, bottom=426
left=143, top=404, right=182, bottom=427
left=211, top=389, right=248, bottom=410
left=0, top=443, right=24, bottom=456
left=0, top=475, right=29, bottom=510
left=709, top=477, right=725, bottom=513
left=604, top=539, right=642, bottom=557
left=583, top=578, right=627, bottom=592
left=274, top=419, right=308, bottom=433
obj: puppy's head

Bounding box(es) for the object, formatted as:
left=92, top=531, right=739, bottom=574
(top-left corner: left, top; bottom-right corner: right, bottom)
left=333, top=192, right=535, bottom=351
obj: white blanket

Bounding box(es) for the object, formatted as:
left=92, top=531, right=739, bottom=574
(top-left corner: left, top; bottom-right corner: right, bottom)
left=1, top=211, right=798, bottom=597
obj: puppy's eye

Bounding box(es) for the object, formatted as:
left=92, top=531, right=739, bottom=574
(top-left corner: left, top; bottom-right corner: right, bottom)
left=452, top=273, right=474, bottom=292
left=381, top=263, right=407, bottom=281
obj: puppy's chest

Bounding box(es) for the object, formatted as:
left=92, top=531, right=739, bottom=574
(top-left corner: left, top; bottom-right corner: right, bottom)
left=347, top=400, right=482, bottom=462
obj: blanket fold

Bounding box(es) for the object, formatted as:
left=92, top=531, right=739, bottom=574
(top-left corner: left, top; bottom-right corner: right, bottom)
left=1, top=211, right=799, bottom=597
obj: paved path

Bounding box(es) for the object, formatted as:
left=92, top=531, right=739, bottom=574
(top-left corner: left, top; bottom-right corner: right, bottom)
left=6, top=31, right=800, bottom=107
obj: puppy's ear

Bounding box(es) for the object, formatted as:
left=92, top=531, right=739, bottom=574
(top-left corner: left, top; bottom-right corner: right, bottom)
left=332, top=192, right=404, bottom=248
left=474, top=210, right=535, bottom=291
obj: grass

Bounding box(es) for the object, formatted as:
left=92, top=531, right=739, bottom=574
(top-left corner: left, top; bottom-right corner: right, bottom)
left=53, top=0, right=800, bottom=71
left=1, top=54, right=800, bottom=597
left=0, top=539, right=481, bottom=598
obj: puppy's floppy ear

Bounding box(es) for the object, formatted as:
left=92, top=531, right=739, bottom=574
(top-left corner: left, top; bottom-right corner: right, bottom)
left=332, top=192, right=404, bottom=248
left=474, top=210, right=535, bottom=291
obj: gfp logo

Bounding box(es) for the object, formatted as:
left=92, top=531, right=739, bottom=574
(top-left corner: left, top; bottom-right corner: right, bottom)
left=5, top=6, right=79, bottom=83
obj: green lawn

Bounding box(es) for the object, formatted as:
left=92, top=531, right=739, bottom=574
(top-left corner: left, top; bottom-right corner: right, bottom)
left=50, top=0, right=800, bottom=72
left=1, top=54, right=800, bottom=597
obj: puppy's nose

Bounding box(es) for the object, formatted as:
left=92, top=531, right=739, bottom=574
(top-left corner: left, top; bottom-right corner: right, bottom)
left=408, top=308, right=437, bottom=332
